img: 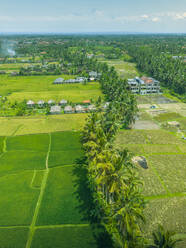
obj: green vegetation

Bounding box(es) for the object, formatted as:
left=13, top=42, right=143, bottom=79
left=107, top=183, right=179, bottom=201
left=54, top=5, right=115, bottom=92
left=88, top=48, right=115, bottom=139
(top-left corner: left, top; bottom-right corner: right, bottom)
left=7, top=133, right=49, bottom=151
left=115, top=128, right=186, bottom=246
left=99, top=59, right=140, bottom=79
left=0, top=228, right=29, bottom=248
left=37, top=166, right=86, bottom=225
left=0, top=114, right=87, bottom=136
left=0, top=171, right=40, bottom=225
left=0, top=74, right=102, bottom=102
left=31, top=226, right=97, bottom=248
left=0, top=131, right=96, bottom=248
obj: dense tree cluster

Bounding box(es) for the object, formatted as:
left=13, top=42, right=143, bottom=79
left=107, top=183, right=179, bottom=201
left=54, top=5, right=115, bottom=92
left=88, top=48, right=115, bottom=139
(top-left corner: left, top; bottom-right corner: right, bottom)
left=82, top=64, right=146, bottom=247
left=126, top=45, right=186, bottom=96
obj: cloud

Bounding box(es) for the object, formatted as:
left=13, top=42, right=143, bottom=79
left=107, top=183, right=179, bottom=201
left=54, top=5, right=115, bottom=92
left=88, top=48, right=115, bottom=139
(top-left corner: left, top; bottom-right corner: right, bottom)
left=152, top=17, right=160, bottom=22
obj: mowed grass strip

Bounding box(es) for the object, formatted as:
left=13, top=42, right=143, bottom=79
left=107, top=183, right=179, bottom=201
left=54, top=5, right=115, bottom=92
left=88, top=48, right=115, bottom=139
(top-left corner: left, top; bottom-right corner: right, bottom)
left=0, top=171, right=40, bottom=225
left=7, top=133, right=49, bottom=152
left=37, top=166, right=86, bottom=225
left=51, top=131, right=81, bottom=151
left=48, top=150, right=83, bottom=167
left=0, top=151, right=46, bottom=176
left=31, top=226, right=96, bottom=248
left=149, top=155, right=186, bottom=193
left=0, top=227, right=29, bottom=248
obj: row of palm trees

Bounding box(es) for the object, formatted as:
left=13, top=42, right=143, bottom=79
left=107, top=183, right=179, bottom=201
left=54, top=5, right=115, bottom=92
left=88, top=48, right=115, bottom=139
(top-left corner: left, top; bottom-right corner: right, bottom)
left=82, top=63, right=145, bottom=247
left=81, top=62, right=182, bottom=247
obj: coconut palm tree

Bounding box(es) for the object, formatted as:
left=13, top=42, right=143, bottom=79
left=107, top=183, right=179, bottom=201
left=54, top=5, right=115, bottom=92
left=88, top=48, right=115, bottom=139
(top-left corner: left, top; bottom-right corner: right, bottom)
left=148, top=225, right=182, bottom=248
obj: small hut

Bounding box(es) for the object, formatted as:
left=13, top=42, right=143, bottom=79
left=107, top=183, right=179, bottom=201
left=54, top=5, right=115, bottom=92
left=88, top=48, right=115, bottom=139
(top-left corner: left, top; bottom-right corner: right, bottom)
left=87, top=104, right=96, bottom=112
left=64, top=105, right=74, bottom=114
left=48, top=100, right=55, bottom=106
left=75, top=105, right=85, bottom=113
left=37, top=100, right=45, bottom=108
left=53, top=78, right=65, bottom=84
left=27, top=100, right=35, bottom=108
left=50, top=105, right=61, bottom=114
left=59, top=99, right=67, bottom=106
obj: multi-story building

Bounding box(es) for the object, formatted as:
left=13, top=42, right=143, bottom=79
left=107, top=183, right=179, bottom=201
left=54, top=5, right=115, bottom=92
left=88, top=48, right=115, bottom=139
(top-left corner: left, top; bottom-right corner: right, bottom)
left=128, top=76, right=160, bottom=95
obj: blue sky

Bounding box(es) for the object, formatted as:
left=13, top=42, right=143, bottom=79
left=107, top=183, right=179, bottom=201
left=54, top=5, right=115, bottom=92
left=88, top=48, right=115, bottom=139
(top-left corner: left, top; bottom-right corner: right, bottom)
left=0, top=0, right=185, bottom=33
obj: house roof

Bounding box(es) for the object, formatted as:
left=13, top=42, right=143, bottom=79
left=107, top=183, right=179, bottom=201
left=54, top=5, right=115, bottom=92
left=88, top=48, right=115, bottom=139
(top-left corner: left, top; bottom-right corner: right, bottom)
left=27, top=100, right=35, bottom=105
left=60, top=99, right=67, bottom=104
left=75, top=105, right=84, bottom=110
left=38, top=100, right=45, bottom=104
left=54, top=78, right=64, bottom=83
left=50, top=105, right=61, bottom=113
left=83, top=100, right=91, bottom=104
left=64, top=105, right=73, bottom=111
left=48, top=100, right=55, bottom=104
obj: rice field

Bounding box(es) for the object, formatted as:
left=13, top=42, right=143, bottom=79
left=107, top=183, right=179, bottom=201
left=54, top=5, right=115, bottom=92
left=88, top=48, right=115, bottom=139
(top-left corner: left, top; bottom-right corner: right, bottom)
left=0, top=131, right=97, bottom=248
left=115, top=128, right=186, bottom=246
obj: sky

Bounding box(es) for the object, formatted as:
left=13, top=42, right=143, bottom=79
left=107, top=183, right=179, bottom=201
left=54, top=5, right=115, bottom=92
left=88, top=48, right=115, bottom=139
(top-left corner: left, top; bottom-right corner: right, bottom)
left=0, top=0, right=185, bottom=33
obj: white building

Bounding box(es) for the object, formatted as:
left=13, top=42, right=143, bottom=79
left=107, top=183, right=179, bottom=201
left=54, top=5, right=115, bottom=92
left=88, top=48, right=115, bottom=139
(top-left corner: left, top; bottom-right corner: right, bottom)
left=128, top=77, right=160, bottom=95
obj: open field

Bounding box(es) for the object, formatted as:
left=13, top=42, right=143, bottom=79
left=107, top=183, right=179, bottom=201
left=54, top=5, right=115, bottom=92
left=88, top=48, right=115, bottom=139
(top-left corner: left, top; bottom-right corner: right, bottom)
left=0, top=114, right=88, bottom=136
left=0, top=131, right=97, bottom=248
left=98, top=59, right=140, bottom=79
left=0, top=63, right=40, bottom=72
left=0, top=74, right=102, bottom=102
left=115, top=127, right=186, bottom=246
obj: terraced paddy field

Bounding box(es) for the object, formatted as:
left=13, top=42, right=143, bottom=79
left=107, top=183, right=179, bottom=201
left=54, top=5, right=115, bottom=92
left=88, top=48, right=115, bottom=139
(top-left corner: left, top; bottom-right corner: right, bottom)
left=115, top=129, right=186, bottom=247
left=0, top=74, right=103, bottom=102
left=0, top=131, right=98, bottom=248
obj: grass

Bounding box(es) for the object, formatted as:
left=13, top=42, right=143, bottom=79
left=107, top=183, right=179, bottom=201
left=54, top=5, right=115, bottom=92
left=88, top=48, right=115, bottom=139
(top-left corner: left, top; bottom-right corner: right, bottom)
left=0, top=171, right=40, bottom=225
left=31, top=170, right=45, bottom=189
left=115, top=126, right=186, bottom=240
left=149, top=155, right=186, bottom=193
left=0, top=63, right=39, bottom=71
left=48, top=150, right=83, bottom=167
left=153, top=112, right=182, bottom=122
left=37, top=166, right=86, bottom=225
left=51, top=131, right=81, bottom=151
left=0, top=74, right=102, bottom=102
left=7, top=133, right=49, bottom=152
left=31, top=226, right=96, bottom=248
left=0, top=228, right=29, bottom=248
left=0, top=136, right=4, bottom=153
left=0, top=151, right=46, bottom=176
left=142, top=196, right=186, bottom=237
left=0, top=114, right=88, bottom=136
left=99, top=59, right=140, bottom=79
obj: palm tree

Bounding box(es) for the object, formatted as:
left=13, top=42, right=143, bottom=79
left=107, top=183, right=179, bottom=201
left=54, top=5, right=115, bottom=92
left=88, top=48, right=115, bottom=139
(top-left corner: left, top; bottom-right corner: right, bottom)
left=148, top=225, right=182, bottom=248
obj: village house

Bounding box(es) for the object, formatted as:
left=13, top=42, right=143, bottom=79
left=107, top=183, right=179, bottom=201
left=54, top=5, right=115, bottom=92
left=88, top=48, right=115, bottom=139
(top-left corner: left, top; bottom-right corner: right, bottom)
left=128, top=77, right=160, bottom=95
left=64, top=105, right=74, bottom=114
left=59, top=99, right=67, bottom=106
left=27, top=100, right=35, bottom=108
left=75, top=105, right=85, bottom=113
left=87, top=104, right=96, bottom=112
left=37, top=100, right=45, bottom=108
left=50, top=105, right=61, bottom=114
left=48, top=100, right=55, bottom=106
left=53, top=77, right=87, bottom=84
left=83, top=100, right=91, bottom=105
left=53, top=78, right=65, bottom=84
